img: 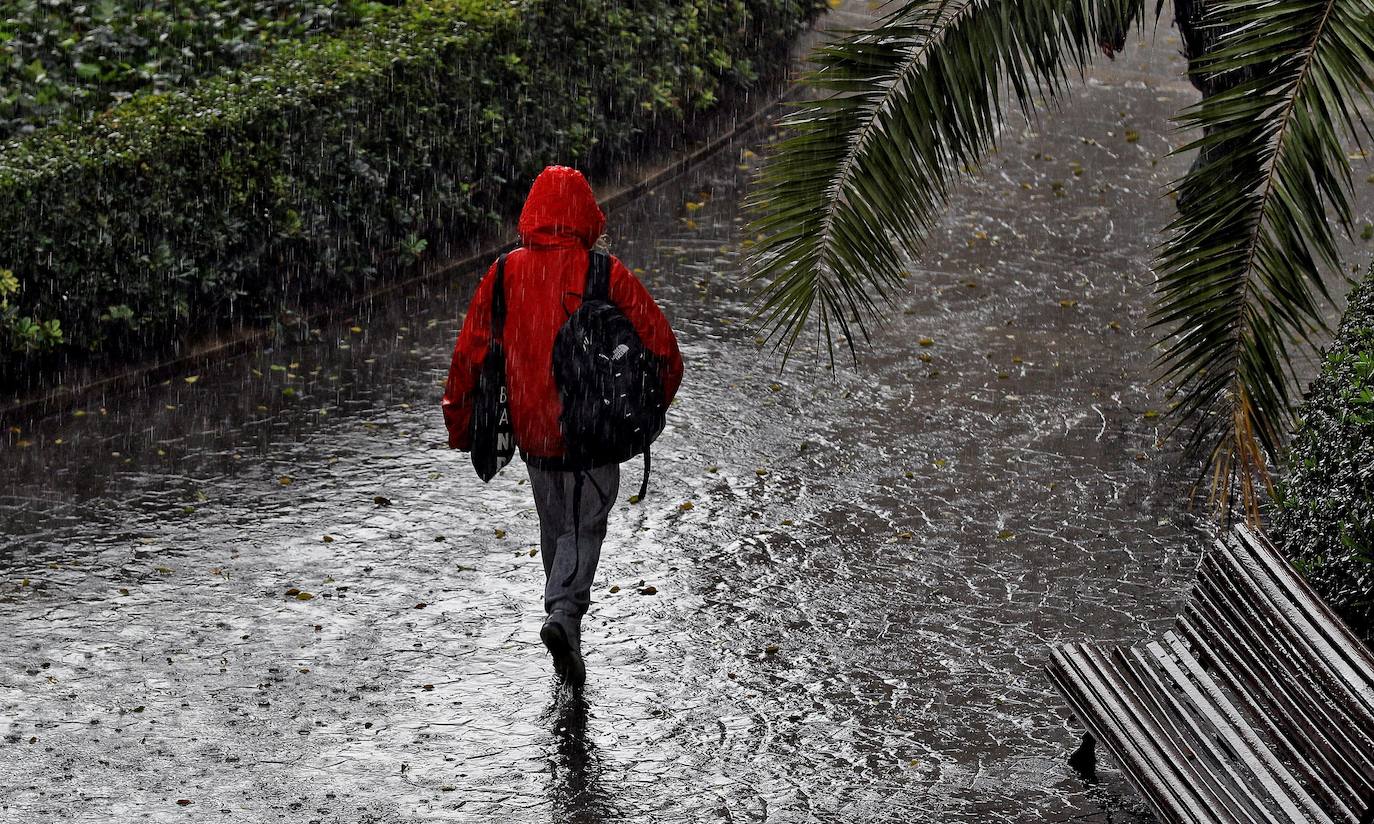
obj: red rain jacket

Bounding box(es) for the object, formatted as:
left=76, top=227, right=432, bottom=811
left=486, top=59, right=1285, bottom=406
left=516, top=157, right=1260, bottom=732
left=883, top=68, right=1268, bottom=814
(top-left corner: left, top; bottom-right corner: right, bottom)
left=442, top=166, right=684, bottom=461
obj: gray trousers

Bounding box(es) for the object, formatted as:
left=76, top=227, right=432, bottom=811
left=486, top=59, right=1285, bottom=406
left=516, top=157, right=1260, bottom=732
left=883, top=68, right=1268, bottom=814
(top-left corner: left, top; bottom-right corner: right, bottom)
left=527, top=463, right=620, bottom=620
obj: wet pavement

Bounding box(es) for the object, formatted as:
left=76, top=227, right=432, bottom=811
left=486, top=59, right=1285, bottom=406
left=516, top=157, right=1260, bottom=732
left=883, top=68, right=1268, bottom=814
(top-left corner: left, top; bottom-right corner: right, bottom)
left=6, top=14, right=1374, bottom=824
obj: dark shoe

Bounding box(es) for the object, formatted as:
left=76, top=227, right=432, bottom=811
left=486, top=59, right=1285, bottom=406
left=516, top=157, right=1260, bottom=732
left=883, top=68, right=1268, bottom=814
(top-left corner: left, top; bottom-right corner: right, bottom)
left=540, top=617, right=585, bottom=687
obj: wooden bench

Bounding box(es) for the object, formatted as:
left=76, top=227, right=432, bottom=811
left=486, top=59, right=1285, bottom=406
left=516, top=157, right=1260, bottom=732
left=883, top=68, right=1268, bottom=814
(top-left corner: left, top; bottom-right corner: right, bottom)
left=1046, top=524, right=1374, bottom=823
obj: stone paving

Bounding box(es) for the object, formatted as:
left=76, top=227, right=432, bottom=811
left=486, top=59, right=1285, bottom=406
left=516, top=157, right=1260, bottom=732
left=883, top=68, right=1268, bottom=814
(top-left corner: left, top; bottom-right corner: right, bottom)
left=5, top=8, right=1374, bottom=823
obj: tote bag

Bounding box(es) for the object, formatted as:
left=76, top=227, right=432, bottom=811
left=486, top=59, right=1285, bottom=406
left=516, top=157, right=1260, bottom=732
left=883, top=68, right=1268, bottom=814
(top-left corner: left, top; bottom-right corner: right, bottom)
left=470, top=254, right=515, bottom=482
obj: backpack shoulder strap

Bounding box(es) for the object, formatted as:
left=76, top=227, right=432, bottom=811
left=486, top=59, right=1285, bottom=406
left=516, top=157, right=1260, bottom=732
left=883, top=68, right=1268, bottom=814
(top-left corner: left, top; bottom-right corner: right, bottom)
left=491, top=253, right=508, bottom=341
left=585, top=251, right=611, bottom=303
left=639, top=449, right=651, bottom=501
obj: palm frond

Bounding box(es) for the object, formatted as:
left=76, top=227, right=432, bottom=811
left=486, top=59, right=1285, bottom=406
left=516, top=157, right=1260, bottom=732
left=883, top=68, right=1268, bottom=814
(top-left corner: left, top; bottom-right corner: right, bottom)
left=744, top=0, right=1143, bottom=365
left=1153, top=0, right=1374, bottom=517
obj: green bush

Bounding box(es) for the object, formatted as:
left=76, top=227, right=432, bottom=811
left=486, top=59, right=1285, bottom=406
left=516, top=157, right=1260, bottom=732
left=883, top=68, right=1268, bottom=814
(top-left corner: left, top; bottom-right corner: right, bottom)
left=0, top=0, right=386, bottom=141
left=0, top=268, right=63, bottom=354
left=1274, top=267, right=1374, bottom=641
left=0, top=0, right=824, bottom=390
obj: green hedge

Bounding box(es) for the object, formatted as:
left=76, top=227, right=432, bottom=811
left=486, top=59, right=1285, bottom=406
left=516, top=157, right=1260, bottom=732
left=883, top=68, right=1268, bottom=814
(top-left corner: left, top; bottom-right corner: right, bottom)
left=1274, top=267, right=1374, bottom=642
left=0, top=0, right=386, bottom=141
left=0, top=0, right=823, bottom=389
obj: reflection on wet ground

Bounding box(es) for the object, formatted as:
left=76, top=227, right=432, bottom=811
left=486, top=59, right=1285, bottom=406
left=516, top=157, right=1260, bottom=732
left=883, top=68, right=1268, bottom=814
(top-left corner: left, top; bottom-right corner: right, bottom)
left=5, top=21, right=1374, bottom=824
left=543, top=693, right=618, bottom=823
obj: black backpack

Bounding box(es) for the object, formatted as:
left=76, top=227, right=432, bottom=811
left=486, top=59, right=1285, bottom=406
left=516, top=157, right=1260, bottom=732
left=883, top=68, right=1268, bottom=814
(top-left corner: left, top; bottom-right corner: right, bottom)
left=552, top=250, right=667, bottom=502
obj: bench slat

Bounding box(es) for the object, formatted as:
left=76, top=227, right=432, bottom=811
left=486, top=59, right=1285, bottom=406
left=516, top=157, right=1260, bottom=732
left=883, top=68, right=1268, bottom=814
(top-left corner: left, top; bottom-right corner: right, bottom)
left=1233, top=525, right=1374, bottom=717
left=1049, top=642, right=1221, bottom=823
left=1181, top=598, right=1359, bottom=820
left=1193, top=535, right=1374, bottom=816
left=1155, top=632, right=1332, bottom=824
left=1116, top=644, right=1285, bottom=824
left=1217, top=531, right=1374, bottom=752
left=1196, top=557, right=1370, bottom=794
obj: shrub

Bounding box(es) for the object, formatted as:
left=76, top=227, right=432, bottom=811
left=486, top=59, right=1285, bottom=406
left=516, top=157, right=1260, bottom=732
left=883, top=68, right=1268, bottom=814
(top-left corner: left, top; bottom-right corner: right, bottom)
left=0, top=0, right=824, bottom=390
left=0, top=0, right=386, bottom=141
left=0, top=268, right=62, bottom=354
left=1274, top=267, right=1374, bottom=641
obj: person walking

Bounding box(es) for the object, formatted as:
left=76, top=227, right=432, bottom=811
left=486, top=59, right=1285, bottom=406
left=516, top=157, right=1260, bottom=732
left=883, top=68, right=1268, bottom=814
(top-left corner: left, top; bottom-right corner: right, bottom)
left=442, top=165, right=683, bottom=686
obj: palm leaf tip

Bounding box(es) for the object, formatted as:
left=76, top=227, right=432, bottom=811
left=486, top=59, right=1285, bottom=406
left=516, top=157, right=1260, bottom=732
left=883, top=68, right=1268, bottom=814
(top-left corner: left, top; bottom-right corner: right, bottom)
left=1153, top=0, right=1374, bottom=519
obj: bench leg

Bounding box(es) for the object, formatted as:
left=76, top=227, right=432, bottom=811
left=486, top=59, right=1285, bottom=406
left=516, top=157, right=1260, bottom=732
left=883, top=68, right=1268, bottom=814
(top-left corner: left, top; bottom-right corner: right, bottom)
left=1068, top=732, right=1097, bottom=783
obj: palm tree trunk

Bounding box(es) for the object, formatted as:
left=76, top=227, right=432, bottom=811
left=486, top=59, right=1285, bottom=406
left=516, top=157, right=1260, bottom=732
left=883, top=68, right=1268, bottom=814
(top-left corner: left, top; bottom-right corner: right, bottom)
left=1173, top=0, right=1265, bottom=212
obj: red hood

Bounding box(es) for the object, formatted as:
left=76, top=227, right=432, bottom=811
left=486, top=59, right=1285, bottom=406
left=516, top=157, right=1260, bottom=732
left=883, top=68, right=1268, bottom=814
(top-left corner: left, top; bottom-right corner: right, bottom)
left=517, top=165, right=605, bottom=249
